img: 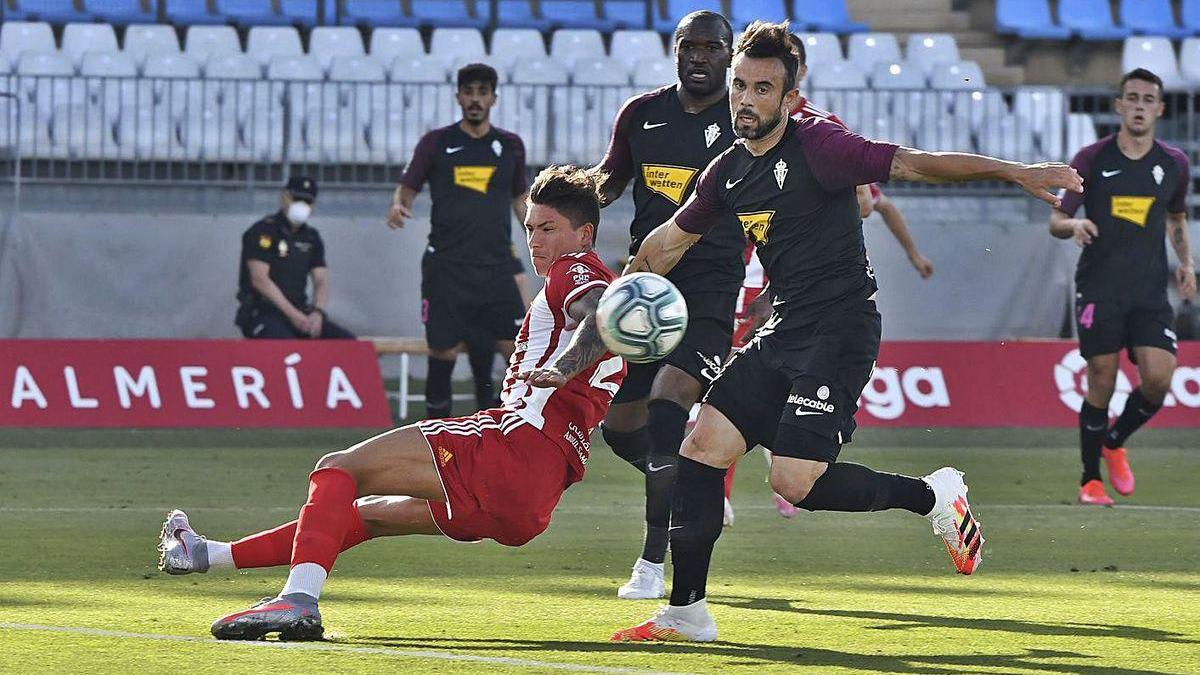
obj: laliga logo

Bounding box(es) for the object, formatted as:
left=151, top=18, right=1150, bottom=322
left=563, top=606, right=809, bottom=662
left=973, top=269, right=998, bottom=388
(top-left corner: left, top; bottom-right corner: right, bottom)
left=859, top=367, right=950, bottom=420
left=1054, top=348, right=1200, bottom=414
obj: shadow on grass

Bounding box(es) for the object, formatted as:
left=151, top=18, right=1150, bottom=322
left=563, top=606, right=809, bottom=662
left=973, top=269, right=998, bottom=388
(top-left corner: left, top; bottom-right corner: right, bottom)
left=709, top=596, right=1198, bottom=645
left=346, top=636, right=1175, bottom=675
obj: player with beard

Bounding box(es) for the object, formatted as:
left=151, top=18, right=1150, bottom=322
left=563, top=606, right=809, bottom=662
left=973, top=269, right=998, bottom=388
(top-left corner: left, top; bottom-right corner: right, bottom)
left=592, top=11, right=746, bottom=600
left=1050, top=68, right=1195, bottom=505
left=591, top=21, right=1080, bottom=641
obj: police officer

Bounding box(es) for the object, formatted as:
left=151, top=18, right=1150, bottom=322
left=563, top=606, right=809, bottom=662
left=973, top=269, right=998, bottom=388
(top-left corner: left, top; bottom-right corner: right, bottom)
left=236, top=176, right=356, bottom=339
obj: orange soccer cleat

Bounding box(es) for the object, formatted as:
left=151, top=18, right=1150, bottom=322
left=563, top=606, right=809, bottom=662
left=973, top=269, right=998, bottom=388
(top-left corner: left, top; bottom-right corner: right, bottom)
left=611, top=603, right=717, bottom=643
left=1079, top=479, right=1115, bottom=506
left=924, top=467, right=985, bottom=575
left=1102, top=447, right=1135, bottom=496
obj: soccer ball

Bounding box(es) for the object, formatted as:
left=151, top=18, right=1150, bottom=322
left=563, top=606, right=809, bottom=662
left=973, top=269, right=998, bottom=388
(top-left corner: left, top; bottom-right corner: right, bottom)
left=596, top=272, right=688, bottom=364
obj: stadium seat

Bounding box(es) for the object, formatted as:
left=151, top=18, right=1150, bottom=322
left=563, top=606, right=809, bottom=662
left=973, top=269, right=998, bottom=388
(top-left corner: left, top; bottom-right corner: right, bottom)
left=994, top=0, right=1072, bottom=39
left=798, top=32, right=843, bottom=67
left=870, top=61, right=924, bottom=88
left=948, top=88, right=1008, bottom=133
left=16, top=51, right=79, bottom=123
left=1119, top=0, right=1191, bottom=38
left=450, top=54, right=512, bottom=80
left=1058, top=0, right=1132, bottom=40
left=573, top=56, right=630, bottom=84
left=87, top=0, right=157, bottom=25
left=279, top=0, right=332, bottom=27
left=430, top=28, right=486, bottom=63
left=4, top=0, right=86, bottom=23
left=141, top=52, right=201, bottom=122
left=495, top=0, right=551, bottom=31
left=654, top=0, right=721, bottom=34
left=204, top=53, right=271, bottom=154
left=247, top=27, right=304, bottom=70
left=123, top=24, right=181, bottom=71
left=731, top=0, right=789, bottom=30
left=164, top=0, right=226, bottom=25
left=906, top=33, right=959, bottom=77
left=216, top=0, right=293, bottom=27
left=607, top=0, right=649, bottom=30
left=50, top=102, right=113, bottom=158
left=1013, top=86, right=1065, bottom=158
left=206, top=53, right=262, bottom=80
left=80, top=50, right=137, bottom=121
left=391, top=54, right=451, bottom=82
left=491, top=28, right=547, bottom=73
left=1181, top=38, right=1200, bottom=84
left=610, top=30, right=665, bottom=72
left=809, top=60, right=867, bottom=88
left=509, top=56, right=567, bottom=163
left=978, top=113, right=1036, bottom=161
left=869, top=62, right=925, bottom=134
left=411, top=0, right=490, bottom=30
left=0, top=22, right=56, bottom=67
left=62, top=23, right=119, bottom=71
left=542, top=0, right=613, bottom=31
left=114, top=102, right=186, bottom=160
left=310, top=27, right=366, bottom=74
left=185, top=26, right=241, bottom=67
left=550, top=29, right=606, bottom=71
left=370, top=28, right=425, bottom=64
left=847, top=33, right=901, bottom=72
left=928, top=61, right=985, bottom=90
left=915, top=115, right=972, bottom=153
left=630, top=56, right=674, bottom=86
left=1122, top=37, right=1186, bottom=89
left=1184, top=0, right=1200, bottom=33
left=341, top=0, right=411, bottom=27
left=511, top=55, right=570, bottom=83
left=1066, top=113, right=1097, bottom=157
left=793, top=0, right=868, bottom=33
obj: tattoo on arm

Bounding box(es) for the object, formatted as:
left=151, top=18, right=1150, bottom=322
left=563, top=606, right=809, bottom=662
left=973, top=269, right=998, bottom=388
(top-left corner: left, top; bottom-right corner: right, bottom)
left=1167, top=213, right=1192, bottom=263
left=550, top=288, right=609, bottom=379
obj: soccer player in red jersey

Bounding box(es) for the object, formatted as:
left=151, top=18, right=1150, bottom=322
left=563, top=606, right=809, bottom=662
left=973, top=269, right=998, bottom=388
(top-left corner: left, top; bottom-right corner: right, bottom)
left=157, top=166, right=625, bottom=641
left=1050, top=68, right=1195, bottom=505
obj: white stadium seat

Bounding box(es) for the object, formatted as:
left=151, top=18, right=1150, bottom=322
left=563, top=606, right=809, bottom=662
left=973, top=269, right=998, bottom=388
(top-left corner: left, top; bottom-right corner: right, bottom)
left=390, top=55, right=450, bottom=83
left=1181, top=38, right=1200, bottom=85
left=305, top=104, right=370, bottom=163
left=0, top=22, right=56, bottom=66
left=329, top=56, right=388, bottom=125
left=798, top=32, right=843, bottom=67
left=247, top=27, right=304, bottom=70
left=572, top=57, right=630, bottom=85
left=1066, top=113, right=1097, bottom=158
left=948, top=89, right=1008, bottom=132
left=1122, top=37, right=1185, bottom=90
left=550, top=29, right=606, bottom=72
left=491, top=28, right=546, bottom=67
left=429, top=28, right=486, bottom=63
left=50, top=102, right=115, bottom=159
left=62, top=23, right=120, bottom=70
left=977, top=113, right=1036, bottom=162
left=329, top=55, right=386, bottom=82
left=1013, top=87, right=1066, bottom=159
left=870, top=61, right=925, bottom=89
left=141, top=54, right=202, bottom=120
left=630, top=56, right=674, bottom=87
left=309, top=26, right=365, bottom=74
left=16, top=51, right=82, bottom=122
left=0, top=53, right=11, bottom=75
left=185, top=26, right=241, bottom=66
left=205, top=53, right=262, bottom=80
left=928, top=61, right=985, bottom=90
left=847, top=32, right=901, bottom=72
left=80, top=50, right=137, bottom=77
left=915, top=115, right=972, bottom=153
left=906, top=33, right=959, bottom=77
left=123, top=24, right=181, bottom=70
left=369, top=28, right=425, bottom=64
left=609, top=30, right=665, bottom=73
left=80, top=51, right=138, bottom=122
left=510, top=57, right=569, bottom=166
left=511, top=56, right=570, bottom=85
left=810, top=61, right=867, bottom=89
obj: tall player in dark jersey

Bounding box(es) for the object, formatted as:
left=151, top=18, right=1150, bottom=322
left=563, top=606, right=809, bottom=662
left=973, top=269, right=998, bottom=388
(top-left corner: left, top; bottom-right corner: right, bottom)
left=389, top=64, right=531, bottom=419
left=1050, top=69, right=1195, bottom=506
left=593, top=11, right=745, bottom=600
left=602, top=21, right=1081, bottom=642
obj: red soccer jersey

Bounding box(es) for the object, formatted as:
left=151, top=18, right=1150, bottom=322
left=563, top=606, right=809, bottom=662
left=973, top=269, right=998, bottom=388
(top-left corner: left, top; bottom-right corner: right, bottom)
left=790, top=95, right=848, bottom=128
left=500, top=250, right=625, bottom=476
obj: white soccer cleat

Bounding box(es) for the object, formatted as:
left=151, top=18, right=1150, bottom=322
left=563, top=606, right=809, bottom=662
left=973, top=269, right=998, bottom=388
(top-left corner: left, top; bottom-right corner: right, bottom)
left=158, top=509, right=209, bottom=575
left=722, top=497, right=735, bottom=527
left=923, top=467, right=985, bottom=575
left=617, top=558, right=665, bottom=600
left=611, top=600, right=718, bottom=642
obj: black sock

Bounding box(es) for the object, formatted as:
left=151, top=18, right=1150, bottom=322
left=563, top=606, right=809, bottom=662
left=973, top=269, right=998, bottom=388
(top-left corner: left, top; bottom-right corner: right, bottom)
left=601, top=424, right=649, bottom=474
left=1079, top=401, right=1108, bottom=484
left=1104, top=388, right=1161, bottom=449
left=795, top=462, right=935, bottom=515
left=668, top=456, right=725, bottom=606
left=425, top=357, right=455, bottom=419
left=642, top=400, right=689, bottom=564
left=467, top=347, right=497, bottom=410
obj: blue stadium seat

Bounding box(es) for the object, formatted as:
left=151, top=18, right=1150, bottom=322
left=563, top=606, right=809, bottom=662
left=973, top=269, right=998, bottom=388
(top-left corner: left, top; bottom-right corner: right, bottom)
left=410, top=0, right=489, bottom=29
left=542, top=0, right=614, bottom=31
left=165, top=0, right=227, bottom=25
left=1058, top=0, right=1132, bottom=39
left=732, top=0, right=789, bottom=30
left=341, top=0, right=413, bottom=27
left=6, top=0, right=88, bottom=22
left=793, top=0, right=867, bottom=34
left=1120, top=0, right=1191, bottom=38
left=654, top=0, right=720, bottom=34
left=995, top=0, right=1071, bottom=38
left=495, top=0, right=551, bottom=30
left=1185, top=0, right=1200, bottom=34
left=278, top=0, right=333, bottom=27
left=216, top=0, right=293, bottom=27
left=606, top=0, right=649, bottom=30
left=86, top=0, right=156, bottom=24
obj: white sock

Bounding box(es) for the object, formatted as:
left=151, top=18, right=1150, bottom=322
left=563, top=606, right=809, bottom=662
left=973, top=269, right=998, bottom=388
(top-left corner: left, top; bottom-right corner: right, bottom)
left=670, top=597, right=709, bottom=621
left=281, top=562, right=328, bottom=600
left=635, top=558, right=664, bottom=572
left=207, top=541, right=234, bottom=569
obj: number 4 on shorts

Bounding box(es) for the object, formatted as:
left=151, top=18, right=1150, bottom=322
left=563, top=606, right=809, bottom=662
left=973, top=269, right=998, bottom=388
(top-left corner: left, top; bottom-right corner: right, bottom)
left=1078, top=303, right=1096, bottom=329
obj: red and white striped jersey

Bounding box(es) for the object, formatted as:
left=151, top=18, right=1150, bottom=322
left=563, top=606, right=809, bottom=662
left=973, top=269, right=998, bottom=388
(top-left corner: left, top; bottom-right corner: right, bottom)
left=500, top=250, right=625, bottom=475
left=736, top=241, right=766, bottom=314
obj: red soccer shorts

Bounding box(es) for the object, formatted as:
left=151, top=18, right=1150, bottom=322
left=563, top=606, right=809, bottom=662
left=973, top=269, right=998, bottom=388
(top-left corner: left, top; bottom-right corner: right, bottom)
left=418, top=409, right=575, bottom=547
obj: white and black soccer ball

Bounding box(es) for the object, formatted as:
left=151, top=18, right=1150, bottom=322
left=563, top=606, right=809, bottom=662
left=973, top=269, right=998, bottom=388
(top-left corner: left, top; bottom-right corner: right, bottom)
left=596, top=272, right=688, bottom=364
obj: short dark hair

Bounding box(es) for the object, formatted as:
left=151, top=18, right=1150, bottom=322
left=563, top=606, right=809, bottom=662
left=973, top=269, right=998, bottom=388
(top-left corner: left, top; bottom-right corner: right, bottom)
left=673, top=10, right=733, bottom=46
left=735, top=20, right=799, bottom=93
left=787, top=31, right=807, bottom=66
left=529, top=165, right=604, bottom=242
left=1119, top=68, right=1163, bottom=95
left=457, top=63, right=498, bottom=92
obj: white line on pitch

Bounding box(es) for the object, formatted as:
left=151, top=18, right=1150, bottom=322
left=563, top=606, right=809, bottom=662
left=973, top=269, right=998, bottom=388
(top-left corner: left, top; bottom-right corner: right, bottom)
left=0, top=622, right=680, bottom=674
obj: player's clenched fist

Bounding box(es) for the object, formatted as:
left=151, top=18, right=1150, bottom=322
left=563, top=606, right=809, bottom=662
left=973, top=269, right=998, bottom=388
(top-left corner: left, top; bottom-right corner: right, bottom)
left=517, top=367, right=569, bottom=389
left=1012, top=162, right=1084, bottom=208
left=1068, top=218, right=1100, bottom=247
left=387, top=201, right=412, bottom=229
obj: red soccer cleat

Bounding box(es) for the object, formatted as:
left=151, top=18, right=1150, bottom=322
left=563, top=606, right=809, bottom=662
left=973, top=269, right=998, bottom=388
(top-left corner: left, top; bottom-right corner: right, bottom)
left=611, top=604, right=717, bottom=642
left=1102, top=447, right=1135, bottom=496
left=1079, top=479, right=1115, bottom=506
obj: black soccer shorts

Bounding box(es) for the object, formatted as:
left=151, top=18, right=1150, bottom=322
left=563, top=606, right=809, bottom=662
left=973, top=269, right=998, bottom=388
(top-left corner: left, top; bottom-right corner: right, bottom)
left=703, top=297, right=881, bottom=463
left=422, top=257, right=524, bottom=351
left=1075, top=295, right=1178, bottom=360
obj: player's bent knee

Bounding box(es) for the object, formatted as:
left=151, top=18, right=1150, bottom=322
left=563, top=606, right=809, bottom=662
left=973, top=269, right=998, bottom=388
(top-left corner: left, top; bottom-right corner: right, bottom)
left=679, top=433, right=737, bottom=469
left=769, top=462, right=828, bottom=505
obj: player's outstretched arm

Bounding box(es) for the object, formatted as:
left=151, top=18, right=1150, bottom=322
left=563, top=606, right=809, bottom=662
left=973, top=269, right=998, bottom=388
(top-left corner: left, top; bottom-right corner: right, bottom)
left=519, top=287, right=609, bottom=388
left=624, top=218, right=701, bottom=276
left=1167, top=212, right=1197, bottom=299
left=889, top=148, right=1083, bottom=208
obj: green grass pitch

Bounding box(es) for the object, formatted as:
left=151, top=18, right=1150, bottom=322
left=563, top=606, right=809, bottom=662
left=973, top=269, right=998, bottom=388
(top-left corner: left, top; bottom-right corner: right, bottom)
left=1, top=427, right=1197, bottom=674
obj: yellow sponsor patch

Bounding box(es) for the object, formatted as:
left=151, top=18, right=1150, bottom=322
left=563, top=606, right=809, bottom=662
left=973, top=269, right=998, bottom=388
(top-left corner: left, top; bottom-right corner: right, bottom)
left=1111, top=196, right=1155, bottom=227
left=642, top=164, right=698, bottom=205
left=738, top=211, right=775, bottom=244
left=454, top=166, right=496, bottom=194
left=258, top=234, right=272, bottom=249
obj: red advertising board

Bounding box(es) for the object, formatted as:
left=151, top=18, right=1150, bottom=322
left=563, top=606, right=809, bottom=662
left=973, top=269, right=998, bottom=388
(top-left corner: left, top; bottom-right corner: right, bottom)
left=857, top=340, right=1200, bottom=427
left=0, top=340, right=392, bottom=428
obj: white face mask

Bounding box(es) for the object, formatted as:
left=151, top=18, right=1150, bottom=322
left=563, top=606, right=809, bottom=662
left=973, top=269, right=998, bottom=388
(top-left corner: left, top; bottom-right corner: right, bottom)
left=286, top=201, right=312, bottom=225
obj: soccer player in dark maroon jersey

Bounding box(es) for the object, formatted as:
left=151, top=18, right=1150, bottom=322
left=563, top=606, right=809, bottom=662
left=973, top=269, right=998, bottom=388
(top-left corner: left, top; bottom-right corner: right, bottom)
left=599, top=21, right=1080, bottom=642
left=388, top=64, right=532, bottom=419
left=1050, top=68, right=1195, bottom=506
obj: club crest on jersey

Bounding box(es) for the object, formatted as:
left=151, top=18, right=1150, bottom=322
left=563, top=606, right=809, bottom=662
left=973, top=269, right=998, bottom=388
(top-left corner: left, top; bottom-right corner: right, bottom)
left=492, top=139, right=502, bottom=157
left=1152, top=164, right=1164, bottom=185
left=453, top=166, right=496, bottom=194
left=642, top=164, right=698, bottom=205
left=774, top=159, right=788, bottom=189
left=737, top=210, right=775, bottom=244
left=1111, top=195, right=1155, bottom=227
left=704, top=123, right=721, bottom=148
